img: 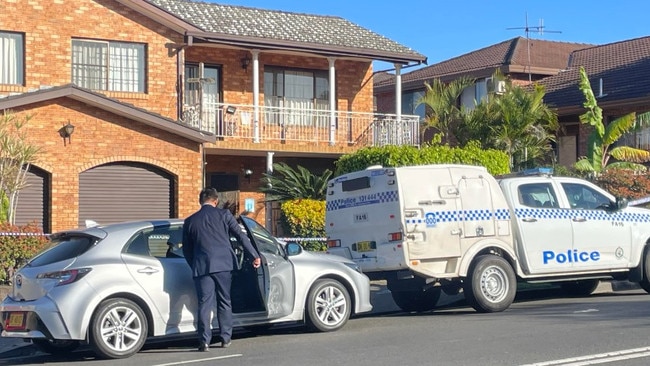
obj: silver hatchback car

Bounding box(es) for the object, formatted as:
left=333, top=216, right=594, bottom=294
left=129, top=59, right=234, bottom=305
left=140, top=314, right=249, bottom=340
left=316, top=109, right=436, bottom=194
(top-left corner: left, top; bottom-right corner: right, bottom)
left=0, top=216, right=372, bottom=359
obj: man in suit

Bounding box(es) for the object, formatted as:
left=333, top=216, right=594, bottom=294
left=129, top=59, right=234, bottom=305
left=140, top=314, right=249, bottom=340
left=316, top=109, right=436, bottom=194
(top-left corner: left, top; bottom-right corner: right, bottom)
left=182, top=187, right=261, bottom=352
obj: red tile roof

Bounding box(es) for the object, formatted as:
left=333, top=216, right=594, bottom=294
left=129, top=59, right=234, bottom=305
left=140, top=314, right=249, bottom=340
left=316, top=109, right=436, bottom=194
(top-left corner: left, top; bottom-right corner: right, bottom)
left=539, top=36, right=650, bottom=111
left=375, top=37, right=591, bottom=91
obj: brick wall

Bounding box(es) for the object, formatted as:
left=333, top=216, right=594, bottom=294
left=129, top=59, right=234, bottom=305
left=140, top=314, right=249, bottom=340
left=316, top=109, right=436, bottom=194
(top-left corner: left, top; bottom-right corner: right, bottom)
left=7, top=102, right=202, bottom=232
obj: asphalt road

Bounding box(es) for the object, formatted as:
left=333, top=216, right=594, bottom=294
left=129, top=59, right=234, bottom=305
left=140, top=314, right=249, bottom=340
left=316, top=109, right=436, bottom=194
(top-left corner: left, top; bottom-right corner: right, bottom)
left=2, top=281, right=649, bottom=366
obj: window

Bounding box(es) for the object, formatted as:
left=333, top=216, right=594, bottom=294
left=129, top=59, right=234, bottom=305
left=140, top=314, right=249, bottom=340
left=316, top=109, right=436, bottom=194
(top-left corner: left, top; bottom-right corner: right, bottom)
left=264, top=67, right=330, bottom=127
left=402, top=90, right=425, bottom=120
left=518, top=183, right=558, bottom=208
left=125, top=225, right=184, bottom=258
left=561, top=183, right=610, bottom=210
left=0, top=31, right=24, bottom=85
left=71, top=39, right=145, bottom=92
left=184, top=64, right=220, bottom=132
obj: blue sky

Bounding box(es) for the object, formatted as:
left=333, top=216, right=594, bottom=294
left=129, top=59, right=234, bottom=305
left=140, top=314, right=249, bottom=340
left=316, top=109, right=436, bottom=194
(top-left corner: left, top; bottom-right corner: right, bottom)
left=208, top=1, right=649, bottom=69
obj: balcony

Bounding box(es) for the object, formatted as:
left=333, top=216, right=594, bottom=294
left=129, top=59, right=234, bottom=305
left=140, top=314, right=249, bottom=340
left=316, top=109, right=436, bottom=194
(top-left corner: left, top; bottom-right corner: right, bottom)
left=180, top=102, right=421, bottom=148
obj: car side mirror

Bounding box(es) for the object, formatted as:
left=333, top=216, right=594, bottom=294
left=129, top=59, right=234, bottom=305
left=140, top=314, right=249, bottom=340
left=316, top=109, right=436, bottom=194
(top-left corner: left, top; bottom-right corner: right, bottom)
left=286, top=242, right=303, bottom=256
left=616, top=197, right=628, bottom=210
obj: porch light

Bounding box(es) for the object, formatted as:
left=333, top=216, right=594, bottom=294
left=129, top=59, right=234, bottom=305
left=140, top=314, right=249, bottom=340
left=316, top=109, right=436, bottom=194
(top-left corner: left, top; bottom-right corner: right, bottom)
left=241, top=56, right=251, bottom=70
left=59, top=121, right=75, bottom=145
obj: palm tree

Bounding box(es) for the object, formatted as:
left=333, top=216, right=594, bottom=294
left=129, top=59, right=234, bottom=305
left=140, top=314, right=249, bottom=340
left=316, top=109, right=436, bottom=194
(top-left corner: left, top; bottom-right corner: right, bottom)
left=574, top=66, right=650, bottom=174
left=488, top=83, right=559, bottom=170
left=417, top=76, right=475, bottom=143
left=259, top=162, right=332, bottom=201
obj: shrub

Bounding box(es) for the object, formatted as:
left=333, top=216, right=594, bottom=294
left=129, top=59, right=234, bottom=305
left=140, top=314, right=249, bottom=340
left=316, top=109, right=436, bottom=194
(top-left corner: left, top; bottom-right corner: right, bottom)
left=0, top=222, right=49, bottom=284
left=594, top=169, right=650, bottom=201
left=334, top=142, right=510, bottom=177
left=280, top=199, right=326, bottom=251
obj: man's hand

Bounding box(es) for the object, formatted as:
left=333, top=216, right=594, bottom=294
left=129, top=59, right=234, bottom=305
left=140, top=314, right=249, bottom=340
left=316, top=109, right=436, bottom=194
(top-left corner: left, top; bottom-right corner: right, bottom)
left=252, top=257, right=261, bottom=268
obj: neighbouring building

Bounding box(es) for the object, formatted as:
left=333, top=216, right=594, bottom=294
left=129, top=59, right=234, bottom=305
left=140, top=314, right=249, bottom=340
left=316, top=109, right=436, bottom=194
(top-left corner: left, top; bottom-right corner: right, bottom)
left=537, top=36, right=650, bottom=166
left=0, top=0, right=425, bottom=233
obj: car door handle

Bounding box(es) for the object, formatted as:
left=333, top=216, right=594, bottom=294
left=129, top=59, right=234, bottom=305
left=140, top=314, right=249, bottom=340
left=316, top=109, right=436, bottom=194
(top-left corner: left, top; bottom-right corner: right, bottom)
left=137, top=266, right=159, bottom=274
left=572, top=217, right=587, bottom=222
left=522, top=218, right=537, bottom=222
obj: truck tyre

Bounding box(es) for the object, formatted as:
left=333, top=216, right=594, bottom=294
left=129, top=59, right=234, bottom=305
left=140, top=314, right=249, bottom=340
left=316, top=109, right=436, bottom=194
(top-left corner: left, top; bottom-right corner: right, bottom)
left=390, top=288, right=441, bottom=312
left=560, top=280, right=600, bottom=296
left=464, top=255, right=516, bottom=313
left=639, top=246, right=650, bottom=293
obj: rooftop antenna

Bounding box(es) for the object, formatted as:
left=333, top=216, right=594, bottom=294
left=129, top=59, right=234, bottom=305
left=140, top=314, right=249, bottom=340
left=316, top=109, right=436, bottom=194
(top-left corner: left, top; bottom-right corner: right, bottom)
left=507, top=12, right=562, bottom=82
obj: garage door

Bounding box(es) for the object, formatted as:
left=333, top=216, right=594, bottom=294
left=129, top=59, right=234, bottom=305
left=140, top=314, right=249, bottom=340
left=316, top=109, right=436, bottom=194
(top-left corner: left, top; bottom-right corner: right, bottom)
left=79, top=162, right=174, bottom=227
left=14, top=166, right=49, bottom=232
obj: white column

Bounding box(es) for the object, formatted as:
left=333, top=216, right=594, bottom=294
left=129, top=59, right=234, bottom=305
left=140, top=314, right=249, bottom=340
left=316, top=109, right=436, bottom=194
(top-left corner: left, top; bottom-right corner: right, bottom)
left=328, top=57, right=336, bottom=146
left=252, top=49, right=261, bottom=143
left=265, top=151, right=274, bottom=231
left=395, top=63, right=402, bottom=122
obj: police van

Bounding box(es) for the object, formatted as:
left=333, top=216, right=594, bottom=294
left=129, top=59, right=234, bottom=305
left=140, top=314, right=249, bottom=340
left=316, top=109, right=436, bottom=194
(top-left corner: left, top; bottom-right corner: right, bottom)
left=325, top=164, right=650, bottom=313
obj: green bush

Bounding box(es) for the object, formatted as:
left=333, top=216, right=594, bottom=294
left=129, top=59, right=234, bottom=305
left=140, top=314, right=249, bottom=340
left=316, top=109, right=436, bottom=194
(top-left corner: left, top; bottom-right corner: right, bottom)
left=280, top=199, right=326, bottom=251
left=0, top=222, right=49, bottom=284
left=334, top=142, right=510, bottom=176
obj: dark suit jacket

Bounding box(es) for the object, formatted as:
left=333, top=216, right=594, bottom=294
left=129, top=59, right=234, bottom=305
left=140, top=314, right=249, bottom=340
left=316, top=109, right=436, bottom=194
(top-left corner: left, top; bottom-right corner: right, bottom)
left=182, top=204, right=260, bottom=277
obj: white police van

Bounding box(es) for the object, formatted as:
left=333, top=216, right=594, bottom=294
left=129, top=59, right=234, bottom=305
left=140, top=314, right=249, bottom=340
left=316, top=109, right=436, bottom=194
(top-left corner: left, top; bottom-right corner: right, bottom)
left=325, top=164, right=650, bottom=313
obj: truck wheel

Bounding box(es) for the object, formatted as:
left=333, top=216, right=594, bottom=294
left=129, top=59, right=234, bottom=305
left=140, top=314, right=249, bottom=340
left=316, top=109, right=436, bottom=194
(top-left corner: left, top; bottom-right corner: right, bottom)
left=89, top=298, right=148, bottom=359
left=464, top=255, right=516, bottom=313
left=391, top=288, right=441, bottom=312
left=639, top=246, right=650, bottom=293
left=560, top=280, right=600, bottom=296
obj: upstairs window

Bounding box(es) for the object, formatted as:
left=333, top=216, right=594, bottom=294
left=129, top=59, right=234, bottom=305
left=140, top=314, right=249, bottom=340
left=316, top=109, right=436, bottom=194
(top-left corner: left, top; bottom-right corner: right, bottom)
left=0, top=31, right=24, bottom=85
left=264, top=67, right=330, bottom=127
left=72, top=39, right=146, bottom=92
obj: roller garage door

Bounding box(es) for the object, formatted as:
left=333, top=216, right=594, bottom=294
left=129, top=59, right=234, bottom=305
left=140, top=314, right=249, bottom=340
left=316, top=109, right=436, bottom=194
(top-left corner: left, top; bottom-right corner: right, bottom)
left=79, top=162, right=174, bottom=227
left=14, top=166, right=50, bottom=233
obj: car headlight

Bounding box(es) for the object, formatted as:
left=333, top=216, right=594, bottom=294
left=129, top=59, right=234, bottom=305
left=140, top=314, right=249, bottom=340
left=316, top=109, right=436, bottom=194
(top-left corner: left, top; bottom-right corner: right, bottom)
left=344, top=262, right=362, bottom=273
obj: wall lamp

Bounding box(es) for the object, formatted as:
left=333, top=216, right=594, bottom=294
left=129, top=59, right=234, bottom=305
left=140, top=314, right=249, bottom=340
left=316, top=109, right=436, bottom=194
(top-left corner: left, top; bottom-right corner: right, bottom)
left=59, top=121, right=75, bottom=145
left=241, top=55, right=251, bottom=71
left=243, top=168, right=253, bottom=183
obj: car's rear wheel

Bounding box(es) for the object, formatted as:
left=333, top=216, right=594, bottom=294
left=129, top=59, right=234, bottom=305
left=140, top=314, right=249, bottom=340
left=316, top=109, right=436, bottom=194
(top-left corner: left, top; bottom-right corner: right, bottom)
left=305, top=279, right=351, bottom=332
left=89, top=298, right=148, bottom=359
left=391, top=287, right=441, bottom=312
left=464, top=255, right=516, bottom=313
left=32, top=339, right=80, bottom=355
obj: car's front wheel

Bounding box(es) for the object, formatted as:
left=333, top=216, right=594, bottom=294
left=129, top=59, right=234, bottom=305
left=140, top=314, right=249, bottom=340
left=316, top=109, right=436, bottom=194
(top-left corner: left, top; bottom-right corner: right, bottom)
left=305, top=279, right=351, bottom=332
left=89, top=298, right=148, bottom=359
left=32, top=339, right=80, bottom=355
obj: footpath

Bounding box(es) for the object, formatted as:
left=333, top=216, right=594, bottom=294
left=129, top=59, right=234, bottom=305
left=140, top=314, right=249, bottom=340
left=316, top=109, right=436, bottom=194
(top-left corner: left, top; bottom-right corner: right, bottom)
left=0, top=280, right=642, bottom=359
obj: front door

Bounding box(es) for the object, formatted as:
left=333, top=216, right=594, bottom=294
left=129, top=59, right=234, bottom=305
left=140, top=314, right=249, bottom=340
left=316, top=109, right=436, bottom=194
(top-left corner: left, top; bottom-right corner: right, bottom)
left=511, top=182, right=573, bottom=274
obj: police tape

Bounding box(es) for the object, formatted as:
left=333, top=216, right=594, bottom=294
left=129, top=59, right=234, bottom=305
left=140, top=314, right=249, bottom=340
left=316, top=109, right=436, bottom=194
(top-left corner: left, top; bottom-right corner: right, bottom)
left=628, top=195, right=650, bottom=206
left=0, top=232, right=50, bottom=237
left=277, top=237, right=326, bottom=242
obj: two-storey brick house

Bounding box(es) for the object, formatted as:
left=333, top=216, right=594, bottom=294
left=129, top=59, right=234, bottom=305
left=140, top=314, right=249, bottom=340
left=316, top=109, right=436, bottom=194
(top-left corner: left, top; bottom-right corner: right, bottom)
left=0, top=0, right=425, bottom=233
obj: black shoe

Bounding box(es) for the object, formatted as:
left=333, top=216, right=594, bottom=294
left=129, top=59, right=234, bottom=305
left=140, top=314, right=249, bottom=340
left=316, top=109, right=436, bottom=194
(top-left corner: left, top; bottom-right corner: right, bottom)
left=221, top=340, right=232, bottom=348
left=198, top=343, right=209, bottom=352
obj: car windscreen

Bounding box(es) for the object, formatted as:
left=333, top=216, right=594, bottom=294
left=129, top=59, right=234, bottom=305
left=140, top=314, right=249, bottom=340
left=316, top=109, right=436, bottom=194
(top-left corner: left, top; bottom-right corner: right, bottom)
left=27, top=235, right=97, bottom=267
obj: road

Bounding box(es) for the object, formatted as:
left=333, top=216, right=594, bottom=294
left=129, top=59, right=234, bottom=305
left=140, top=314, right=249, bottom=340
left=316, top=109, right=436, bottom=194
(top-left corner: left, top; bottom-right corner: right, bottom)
left=2, top=284, right=650, bottom=366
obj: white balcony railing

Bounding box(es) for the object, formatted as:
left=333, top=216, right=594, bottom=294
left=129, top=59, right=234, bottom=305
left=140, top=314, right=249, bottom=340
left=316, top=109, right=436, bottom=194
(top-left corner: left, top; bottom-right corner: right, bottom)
left=180, top=102, right=421, bottom=147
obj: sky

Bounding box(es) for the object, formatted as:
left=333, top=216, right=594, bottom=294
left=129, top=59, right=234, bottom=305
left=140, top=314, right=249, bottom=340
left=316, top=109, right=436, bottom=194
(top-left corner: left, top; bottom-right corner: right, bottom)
left=207, top=0, right=650, bottom=69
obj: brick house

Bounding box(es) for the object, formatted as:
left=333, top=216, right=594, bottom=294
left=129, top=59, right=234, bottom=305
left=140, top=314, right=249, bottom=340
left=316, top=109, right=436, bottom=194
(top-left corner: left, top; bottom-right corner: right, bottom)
left=374, top=35, right=650, bottom=169
left=374, top=36, right=591, bottom=121
left=537, top=36, right=650, bottom=166
left=0, top=0, right=425, bottom=233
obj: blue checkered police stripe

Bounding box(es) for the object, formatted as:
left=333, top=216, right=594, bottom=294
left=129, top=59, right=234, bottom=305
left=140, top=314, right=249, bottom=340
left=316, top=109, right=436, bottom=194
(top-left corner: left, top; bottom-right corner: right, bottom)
left=404, top=208, right=511, bottom=224
left=514, top=208, right=650, bottom=222
left=326, top=190, right=399, bottom=211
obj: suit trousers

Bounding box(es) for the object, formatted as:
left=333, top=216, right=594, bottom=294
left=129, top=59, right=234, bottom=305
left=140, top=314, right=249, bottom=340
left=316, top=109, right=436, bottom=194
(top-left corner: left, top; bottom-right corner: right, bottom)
left=194, top=271, right=233, bottom=344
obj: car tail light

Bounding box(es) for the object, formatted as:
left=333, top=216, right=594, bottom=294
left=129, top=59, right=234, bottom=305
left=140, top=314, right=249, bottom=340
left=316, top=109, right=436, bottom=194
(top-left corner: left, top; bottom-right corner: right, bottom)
left=388, top=232, right=403, bottom=242
left=327, top=239, right=341, bottom=248
left=37, top=268, right=92, bottom=286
